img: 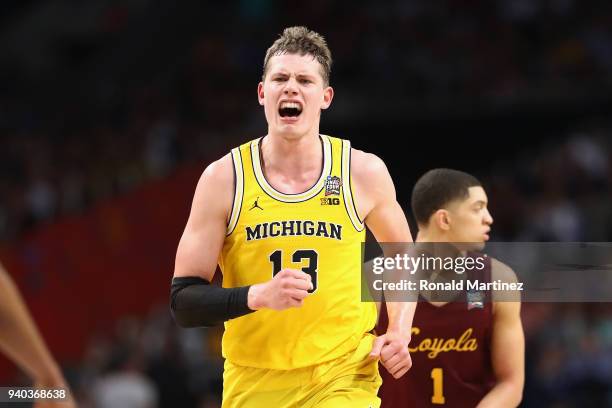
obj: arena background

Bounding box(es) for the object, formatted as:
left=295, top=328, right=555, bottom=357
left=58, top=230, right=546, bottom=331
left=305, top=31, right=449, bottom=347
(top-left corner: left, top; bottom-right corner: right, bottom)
left=1, top=1, right=611, bottom=407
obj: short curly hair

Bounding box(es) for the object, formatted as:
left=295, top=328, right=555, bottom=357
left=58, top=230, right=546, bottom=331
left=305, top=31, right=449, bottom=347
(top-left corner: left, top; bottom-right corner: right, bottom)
left=262, top=26, right=332, bottom=86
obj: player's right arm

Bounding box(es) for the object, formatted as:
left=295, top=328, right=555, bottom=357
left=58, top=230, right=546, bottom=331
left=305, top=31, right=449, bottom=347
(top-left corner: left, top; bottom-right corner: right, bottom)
left=173, top=155, right=233, bottom=283
left=171, top=155, right=312, bottom=328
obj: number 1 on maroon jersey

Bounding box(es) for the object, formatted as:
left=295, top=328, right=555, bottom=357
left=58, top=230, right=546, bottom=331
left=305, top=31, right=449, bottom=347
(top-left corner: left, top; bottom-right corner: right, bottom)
left=431, top=368, right=446, bottom=404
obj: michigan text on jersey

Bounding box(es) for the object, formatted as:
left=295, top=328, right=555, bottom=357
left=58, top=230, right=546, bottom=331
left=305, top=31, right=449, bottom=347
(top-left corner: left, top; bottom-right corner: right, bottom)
left=245, top=220, right=342, bottom=241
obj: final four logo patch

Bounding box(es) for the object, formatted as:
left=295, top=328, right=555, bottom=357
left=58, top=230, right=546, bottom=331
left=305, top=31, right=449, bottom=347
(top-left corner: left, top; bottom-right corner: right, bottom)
left=325, top=175, right=342, bottom=196
left=467, top=290, right=484, bottom=310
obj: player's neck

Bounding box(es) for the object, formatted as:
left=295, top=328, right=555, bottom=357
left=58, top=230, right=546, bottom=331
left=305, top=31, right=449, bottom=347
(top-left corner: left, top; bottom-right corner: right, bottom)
left=260, top=131, right=323, bottom=178
left=416, top=232, right=464, bottom=258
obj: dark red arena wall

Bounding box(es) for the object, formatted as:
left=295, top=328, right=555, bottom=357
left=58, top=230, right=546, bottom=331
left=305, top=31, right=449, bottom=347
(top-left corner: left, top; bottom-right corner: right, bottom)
left=0, top=163, right=203, bottom=381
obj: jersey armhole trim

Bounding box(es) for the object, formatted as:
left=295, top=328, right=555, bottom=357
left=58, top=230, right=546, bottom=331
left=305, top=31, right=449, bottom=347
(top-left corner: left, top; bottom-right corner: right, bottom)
left=341, top=140, right=365, bottom=232
left=227, top=148, right=244, bottom=236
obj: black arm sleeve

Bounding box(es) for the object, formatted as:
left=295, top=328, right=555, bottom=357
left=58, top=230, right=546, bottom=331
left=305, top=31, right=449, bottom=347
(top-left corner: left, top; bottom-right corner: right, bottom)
left=170, top=276, right=254, bottom=328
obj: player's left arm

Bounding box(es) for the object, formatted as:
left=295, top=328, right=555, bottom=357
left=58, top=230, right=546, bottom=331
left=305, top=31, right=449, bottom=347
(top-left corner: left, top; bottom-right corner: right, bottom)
left=351, top=149, right=416, bottom=379
left=0, top=264, right=75, bottom=408
left=477, top=260, right=524, bottom=408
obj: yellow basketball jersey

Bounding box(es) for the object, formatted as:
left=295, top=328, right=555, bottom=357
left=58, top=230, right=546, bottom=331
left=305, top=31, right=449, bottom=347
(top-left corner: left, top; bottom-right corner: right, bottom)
left=219, top=135, right=376, bottom=370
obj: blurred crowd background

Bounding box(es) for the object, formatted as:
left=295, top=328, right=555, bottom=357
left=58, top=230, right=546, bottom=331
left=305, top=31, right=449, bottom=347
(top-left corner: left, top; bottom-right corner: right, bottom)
left=1, top=0, right=611, bottom=407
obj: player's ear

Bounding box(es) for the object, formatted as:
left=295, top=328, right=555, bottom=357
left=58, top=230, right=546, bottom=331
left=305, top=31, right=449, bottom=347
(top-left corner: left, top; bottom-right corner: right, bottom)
left=321, top=86, right=334, bottom=110
left=257, top=82, right=265, bottom=106
left=433, top=209, right=451, bottom=231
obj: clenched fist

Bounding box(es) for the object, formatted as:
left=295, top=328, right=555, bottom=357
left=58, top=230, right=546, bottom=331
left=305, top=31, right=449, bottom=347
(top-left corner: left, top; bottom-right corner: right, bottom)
left=247, top=269, right=313, bottom=311
left=370, top=331, right=412, bottom=379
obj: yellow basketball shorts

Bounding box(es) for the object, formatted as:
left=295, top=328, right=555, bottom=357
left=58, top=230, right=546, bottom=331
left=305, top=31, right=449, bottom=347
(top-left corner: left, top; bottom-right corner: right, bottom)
left=222, top=333, right=382, bottom=408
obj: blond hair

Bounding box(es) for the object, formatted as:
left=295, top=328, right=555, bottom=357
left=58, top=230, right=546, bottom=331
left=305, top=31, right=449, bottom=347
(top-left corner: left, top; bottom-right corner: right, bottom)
left=262, top=26, right=332, bottom=85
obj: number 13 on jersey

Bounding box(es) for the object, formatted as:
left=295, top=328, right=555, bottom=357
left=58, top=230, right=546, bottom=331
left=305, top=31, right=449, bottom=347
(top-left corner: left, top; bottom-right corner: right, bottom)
left=270, top=249, right=319, bottom=293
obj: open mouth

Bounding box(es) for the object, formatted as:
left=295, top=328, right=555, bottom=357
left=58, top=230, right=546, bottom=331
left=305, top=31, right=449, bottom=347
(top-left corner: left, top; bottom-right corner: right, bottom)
left=279, top=102, right=302, bottom=118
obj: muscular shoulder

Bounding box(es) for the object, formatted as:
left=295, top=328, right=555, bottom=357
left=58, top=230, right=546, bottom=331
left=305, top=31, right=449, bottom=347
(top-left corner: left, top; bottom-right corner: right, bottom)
left=192, top=153, right=234, bottom=220
left=350, top=148, right=395, bottom=199
left=491, top=258, right=519, bottom=284
left=490, top=257, right=522, bottom=311
left=351, top=148, right=390, bottom=184
left=349, top=147, right=398, bottom=222
left=202, top=153, right=234, bottom=186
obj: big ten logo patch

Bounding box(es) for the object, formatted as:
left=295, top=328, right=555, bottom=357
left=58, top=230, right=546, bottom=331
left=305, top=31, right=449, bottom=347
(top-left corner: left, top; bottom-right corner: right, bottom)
left=321, top=197, right=340, bottom=206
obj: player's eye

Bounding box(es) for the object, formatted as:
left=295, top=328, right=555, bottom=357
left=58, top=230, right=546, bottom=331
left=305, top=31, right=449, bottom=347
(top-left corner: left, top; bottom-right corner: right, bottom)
left=300, top=79, right=312, bottom=84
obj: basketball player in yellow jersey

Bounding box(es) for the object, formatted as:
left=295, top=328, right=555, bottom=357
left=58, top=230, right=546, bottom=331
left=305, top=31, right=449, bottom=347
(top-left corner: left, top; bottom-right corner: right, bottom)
left=171, top=26, right=415, bottom=407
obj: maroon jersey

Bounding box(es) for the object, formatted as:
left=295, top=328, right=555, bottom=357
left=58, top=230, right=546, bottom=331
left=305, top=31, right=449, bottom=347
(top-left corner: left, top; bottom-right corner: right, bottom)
left=378, top=258, right=495, bottom=407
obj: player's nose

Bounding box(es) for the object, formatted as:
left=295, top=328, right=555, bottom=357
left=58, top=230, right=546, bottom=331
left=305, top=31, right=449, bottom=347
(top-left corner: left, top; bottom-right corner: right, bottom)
left=483, top=208, right=493, bottom=225
left=283, top=77, right=299, bottom=95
